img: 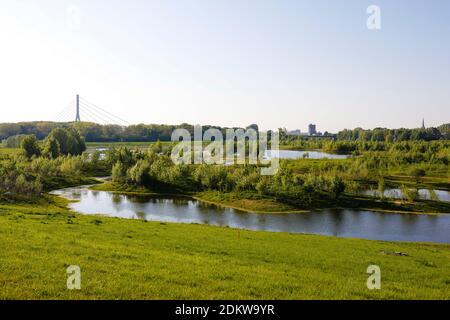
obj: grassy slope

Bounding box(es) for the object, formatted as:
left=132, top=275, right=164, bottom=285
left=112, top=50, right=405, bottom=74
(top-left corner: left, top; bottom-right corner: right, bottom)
left=0, top=198, right=449, bottom=300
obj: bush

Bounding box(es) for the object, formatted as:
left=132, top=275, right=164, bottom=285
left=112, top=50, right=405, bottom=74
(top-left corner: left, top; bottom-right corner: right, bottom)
left=400, top=185, right=418, bottom=202
left=47, top=128, right=86, bottom=155
left=42, top=137, right=61, bottom=159
left=21, top=135, right=41, bottom=158
left=0, top=159, right=42, bottom=198
left=112, top=162, right=127, bottom=183
left=2, top=134, right=31, bottom=148
left=128, top=160, right=151, bottom=185
left=328, top=175, right=346, bottom=198
left=30, top=157, right=61, bottom=177
left=60, top=156, right=83, bottom=176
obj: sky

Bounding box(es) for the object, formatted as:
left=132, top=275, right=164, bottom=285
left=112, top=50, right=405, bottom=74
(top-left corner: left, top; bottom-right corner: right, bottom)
left=0, top=0, right=449, bottom=132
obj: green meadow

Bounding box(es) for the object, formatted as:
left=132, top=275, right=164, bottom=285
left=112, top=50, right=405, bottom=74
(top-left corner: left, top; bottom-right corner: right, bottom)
left=0, top=197, right=449, bottom=300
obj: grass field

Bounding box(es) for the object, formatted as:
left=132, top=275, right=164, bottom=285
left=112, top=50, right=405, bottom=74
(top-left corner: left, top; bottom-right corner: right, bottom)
left=0, top=197, right=449, bottom=300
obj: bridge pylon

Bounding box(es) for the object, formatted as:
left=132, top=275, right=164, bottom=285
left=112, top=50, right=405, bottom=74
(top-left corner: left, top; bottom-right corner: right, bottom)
left=75, top=94, right=81, bottom=122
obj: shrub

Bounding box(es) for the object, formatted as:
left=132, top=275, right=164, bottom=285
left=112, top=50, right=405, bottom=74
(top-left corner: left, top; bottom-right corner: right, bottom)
left=328, top=175, right=346, bottom=198
left=112, top=162, right=127, bottom=183
left=21, top=135, right=41, bottom=158
left=42, top=137, right=60, bottom=159
left=128, top=160, right=151, bottom=185
left=47, top=128, right=86, bottom=155
left=60, top=156, right=83, bottom=176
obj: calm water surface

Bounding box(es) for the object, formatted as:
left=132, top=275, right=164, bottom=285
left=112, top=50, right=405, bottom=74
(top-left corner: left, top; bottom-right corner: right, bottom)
left=90, top=148, right=348, bottom=160
left=52, top=186, right=450, bottom=243
left=361, top=189, right=450, bottom=202
left=264, top=149, right=349, bottom=159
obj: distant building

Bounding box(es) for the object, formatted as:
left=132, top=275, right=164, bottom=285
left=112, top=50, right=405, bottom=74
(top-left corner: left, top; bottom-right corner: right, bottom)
left=287, top=129, right=302, bottom=136
left=422, top=118, right=425, bottom=129
left=308, top=124, right=317, bottom=136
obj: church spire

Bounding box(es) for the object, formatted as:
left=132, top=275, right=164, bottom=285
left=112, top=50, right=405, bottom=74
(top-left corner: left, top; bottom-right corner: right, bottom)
left=421, top=118, right=425, bottom=129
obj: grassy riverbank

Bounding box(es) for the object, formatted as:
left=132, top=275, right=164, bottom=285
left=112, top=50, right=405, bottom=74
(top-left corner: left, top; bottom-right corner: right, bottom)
left=196, top=191, right=450, bottom=214
left=0, top=198, right=449, bottom=300
left=91, top=182, right=450, bottom=214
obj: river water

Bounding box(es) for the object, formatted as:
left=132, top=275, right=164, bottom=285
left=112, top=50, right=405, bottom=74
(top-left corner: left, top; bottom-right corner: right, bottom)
left=51, top=186, right=450, bottom=243
left=361, top=189, right=450, bottom=202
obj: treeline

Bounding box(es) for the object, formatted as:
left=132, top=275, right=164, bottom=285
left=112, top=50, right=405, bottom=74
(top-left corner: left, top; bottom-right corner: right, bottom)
left=0, top=121, right=258, bottom=143
left=321, top=140, right=450, bottom=155
left=18, top=128, right=86, bottom=159
left=280, top=125, right=449, bottom=150
left=2, top=121, right=448, bottom=144
left=0, top=149, right=103, bottom=199
left=336, top=125, right=449, bottom=142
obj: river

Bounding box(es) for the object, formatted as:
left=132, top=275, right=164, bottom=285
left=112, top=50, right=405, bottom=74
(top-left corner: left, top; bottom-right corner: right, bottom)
left=51, top=186, right=450, bottom=243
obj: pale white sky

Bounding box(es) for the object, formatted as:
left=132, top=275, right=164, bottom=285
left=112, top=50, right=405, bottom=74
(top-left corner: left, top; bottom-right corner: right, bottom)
left=0, top=0, right=449, bottom=132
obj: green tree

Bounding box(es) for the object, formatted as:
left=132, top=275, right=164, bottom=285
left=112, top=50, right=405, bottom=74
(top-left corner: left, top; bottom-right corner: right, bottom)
left=152, top=140, right=163, bottom=154
left=91, top=150, right=101, bottom=164
left=47, top=128, right=86, bottom=155
left=400, top=185, right=418, bottom=202
left=129, top=160, right=151, bottom=185
left=112, top=162, right=127, bottom=183
left=329, top=175, right=346, bottom=198
left=60, top=157, right=83, bottom=176
left=42, top=137, right=60, bottom=159
left=21, top=135, right=41, bottom=158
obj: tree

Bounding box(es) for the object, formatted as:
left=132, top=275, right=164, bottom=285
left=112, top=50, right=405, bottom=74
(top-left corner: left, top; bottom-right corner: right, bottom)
left=2, top=134, right=30, bottom=148
left=401, top=185, right=418, bottom=202
left=91, top=150, right=101, bottom=163
left=47, top=128, right=86, bottom=155
left=42, top=137, right=60, bottom=159
left=152, top=140, right=162, bottom=154
left=329, top=175, right=346, bottom=198
left=112, top=162, right=127, bottom=183
left=129, top=160, right=151, bottom=185
left=21, top=135, right=41, bottom=158
left=60, top=157, right=83, bottom=176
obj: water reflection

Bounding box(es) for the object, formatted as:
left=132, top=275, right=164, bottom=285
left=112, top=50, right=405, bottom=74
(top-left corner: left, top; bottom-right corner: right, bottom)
left=265, top=150, right=349, bottom=160
left=361, top=189, right=450, bottom=202
left=88, top=148, right=349, bottom=161
left=51, top=187, right=450, bottom=243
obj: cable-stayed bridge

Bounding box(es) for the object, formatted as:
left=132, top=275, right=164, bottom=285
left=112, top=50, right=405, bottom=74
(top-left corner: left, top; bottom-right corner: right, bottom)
left=54, top=94, right=130, bottom=126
